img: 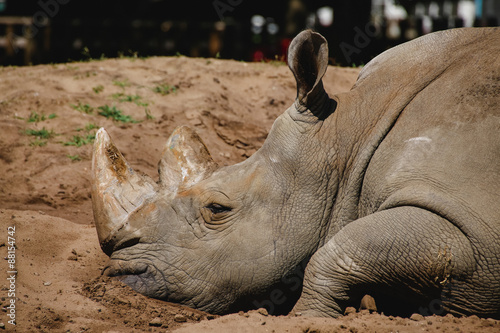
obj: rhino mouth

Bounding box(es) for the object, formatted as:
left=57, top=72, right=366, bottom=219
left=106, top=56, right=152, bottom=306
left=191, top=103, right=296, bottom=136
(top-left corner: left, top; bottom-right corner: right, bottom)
left=102, top=259, right=149, bottom=277
left=103, top=259, right=160, bottom=295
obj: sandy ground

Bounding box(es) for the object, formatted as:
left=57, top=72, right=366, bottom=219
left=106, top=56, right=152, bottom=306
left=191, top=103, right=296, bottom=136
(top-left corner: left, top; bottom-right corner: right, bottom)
left=0, top=56, right=499, bottom=332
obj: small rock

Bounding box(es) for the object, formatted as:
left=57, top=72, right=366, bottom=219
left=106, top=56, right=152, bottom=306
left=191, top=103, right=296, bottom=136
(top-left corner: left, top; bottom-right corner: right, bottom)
left=257, top=308, right=268, bottom=316
left=359, top=294, right=377, bottom=313
left=481, top=318, right=497, bottom=327
left=174, top=314, right=187, bottom=323
left=0, top=322, right=5, bottom=329
left=410, top=313, right=425, bottom=321
left=344, top=307, right=357, bottom=316
left=469, top=315, right=480, bottom=322
left=149, top=317, right=162, bottom=327
left=43, top=281, right=52, bottom=286
left=359, top=309, right=371, bottom=316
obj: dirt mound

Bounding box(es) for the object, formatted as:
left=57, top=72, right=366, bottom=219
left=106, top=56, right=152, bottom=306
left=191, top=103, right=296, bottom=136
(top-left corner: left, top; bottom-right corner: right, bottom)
left=0, top=56, right=498, bottom=332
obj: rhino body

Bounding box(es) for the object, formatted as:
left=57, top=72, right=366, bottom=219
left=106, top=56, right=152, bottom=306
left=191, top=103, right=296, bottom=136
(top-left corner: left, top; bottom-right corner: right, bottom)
left=91, top=28, right=500, bottom=318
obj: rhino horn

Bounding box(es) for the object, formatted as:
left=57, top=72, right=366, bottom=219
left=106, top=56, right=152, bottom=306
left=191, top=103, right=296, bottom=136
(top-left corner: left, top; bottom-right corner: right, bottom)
left=91, top=128, right=157, bottom=255
left=158, top=126, right=218, bottom=191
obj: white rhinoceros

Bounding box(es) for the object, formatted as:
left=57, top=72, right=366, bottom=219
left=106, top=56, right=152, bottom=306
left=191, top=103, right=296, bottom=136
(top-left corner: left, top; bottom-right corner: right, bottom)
left=91, top=28, right=500, bottom=318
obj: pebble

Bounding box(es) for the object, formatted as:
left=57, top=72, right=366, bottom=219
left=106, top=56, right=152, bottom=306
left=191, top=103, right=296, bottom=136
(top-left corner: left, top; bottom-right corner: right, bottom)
left=257, top=308, right=268, bottom=316
left=149, top=317, right=162, bottom=327
left=410, top=313, right=424, bottom=321
left=359, top=294, right=377, bottom=313
left=344, top=307, right=357, bottom=316
left=481, top=318, right=497, bottom=327
left=174, top=314, right=187, bottom=323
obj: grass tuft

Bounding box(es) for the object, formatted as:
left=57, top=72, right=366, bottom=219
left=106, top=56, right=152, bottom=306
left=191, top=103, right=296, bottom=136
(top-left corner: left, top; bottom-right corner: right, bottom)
left=92, top=85, right=104, bottom=94
left=67, top=154, right=82, bottom=161
left=24, top=127, right=56, bottom=147
left=27, top=111, right=57, bottom=123
left=97, top=105, right=138, bottom=123
left=153, top=84, right=177, bottom=96
left=63, top=134, right=95, bottom=147
left=113, top=79, right=130, bottom=89
left=24, top=127, right=55, bottom=139
left=71, top=102, right=94, bottom=114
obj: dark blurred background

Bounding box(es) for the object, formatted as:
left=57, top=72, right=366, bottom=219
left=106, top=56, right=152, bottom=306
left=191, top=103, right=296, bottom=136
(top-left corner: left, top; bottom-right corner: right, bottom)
left=0, top=0, right=498, bottom=67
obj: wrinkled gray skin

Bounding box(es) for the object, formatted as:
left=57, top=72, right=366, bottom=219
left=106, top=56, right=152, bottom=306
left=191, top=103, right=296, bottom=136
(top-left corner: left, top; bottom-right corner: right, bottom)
left=91, top=28, right=500, bottom=318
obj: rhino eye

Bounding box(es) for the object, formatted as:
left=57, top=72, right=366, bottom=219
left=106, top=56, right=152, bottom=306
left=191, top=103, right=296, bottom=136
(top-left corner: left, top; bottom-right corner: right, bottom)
left=206, top=203, right=232, bottom=215
left=201, top=201, right=234, bottom=226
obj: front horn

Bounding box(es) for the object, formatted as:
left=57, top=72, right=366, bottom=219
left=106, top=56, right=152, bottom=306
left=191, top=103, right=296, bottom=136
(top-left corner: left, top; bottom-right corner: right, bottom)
left=91, top=128, right=157, bottom=255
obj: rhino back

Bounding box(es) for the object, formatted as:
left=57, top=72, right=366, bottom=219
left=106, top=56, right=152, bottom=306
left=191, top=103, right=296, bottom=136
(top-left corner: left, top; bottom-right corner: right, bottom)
left=359, top=27, right=500, bottom=250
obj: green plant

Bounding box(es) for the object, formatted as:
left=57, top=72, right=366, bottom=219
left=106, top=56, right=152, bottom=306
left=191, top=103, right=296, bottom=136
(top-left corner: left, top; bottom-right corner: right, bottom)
left=112, top=92, right=138, bottom=103
left=27, top=111, right=56, bottom=123
left=118, top=50, right=140, bottom=60
left=24, top=127, right=55, bottom=147
left=153, top=84, right=177, bottom=96
left=112, top=93, right=149, bottom=107
left=145, top=108, right=154, bottom=120
left=81, top=46, right=91, bottom=60
left=97, top=105, right=138, bottom=123
left=74, top=71, right=97, bottom=80
left=30, top=138, right=48, bottom=147
left=113, top=79, right=130, bottom=89
left=24, top=128, right=55, bottom=139
left=71, top=102, right=94, bottom=114
left=67, top=154, right=82, bottom=161
left=63, top=134, right=95, bottom=147
left=92, top=85, right=104, bottom=94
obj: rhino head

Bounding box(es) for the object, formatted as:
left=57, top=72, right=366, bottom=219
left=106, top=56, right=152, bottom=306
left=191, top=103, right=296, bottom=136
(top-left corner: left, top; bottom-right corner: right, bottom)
left=91, top=30, right=338, bottom=314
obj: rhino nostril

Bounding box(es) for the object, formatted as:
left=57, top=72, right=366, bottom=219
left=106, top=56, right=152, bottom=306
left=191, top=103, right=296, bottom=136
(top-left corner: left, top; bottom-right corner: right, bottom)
left=113, top=237, right=141, bottom=253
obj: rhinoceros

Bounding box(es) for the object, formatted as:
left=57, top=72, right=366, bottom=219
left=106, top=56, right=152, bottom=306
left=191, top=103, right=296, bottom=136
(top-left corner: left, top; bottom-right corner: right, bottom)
left=91, top=27, right=500, bottom=319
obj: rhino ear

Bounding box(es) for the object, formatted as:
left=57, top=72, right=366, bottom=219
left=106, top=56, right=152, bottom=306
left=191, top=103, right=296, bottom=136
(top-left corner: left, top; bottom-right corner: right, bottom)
left=159, top=126, right=218, bottom=191
left=288, top=30, right=329, bottom=109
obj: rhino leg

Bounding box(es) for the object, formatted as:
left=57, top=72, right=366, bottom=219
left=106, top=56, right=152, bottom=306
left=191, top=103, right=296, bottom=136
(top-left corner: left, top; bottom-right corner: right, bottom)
left=293, top=206, right=478, bottom=318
